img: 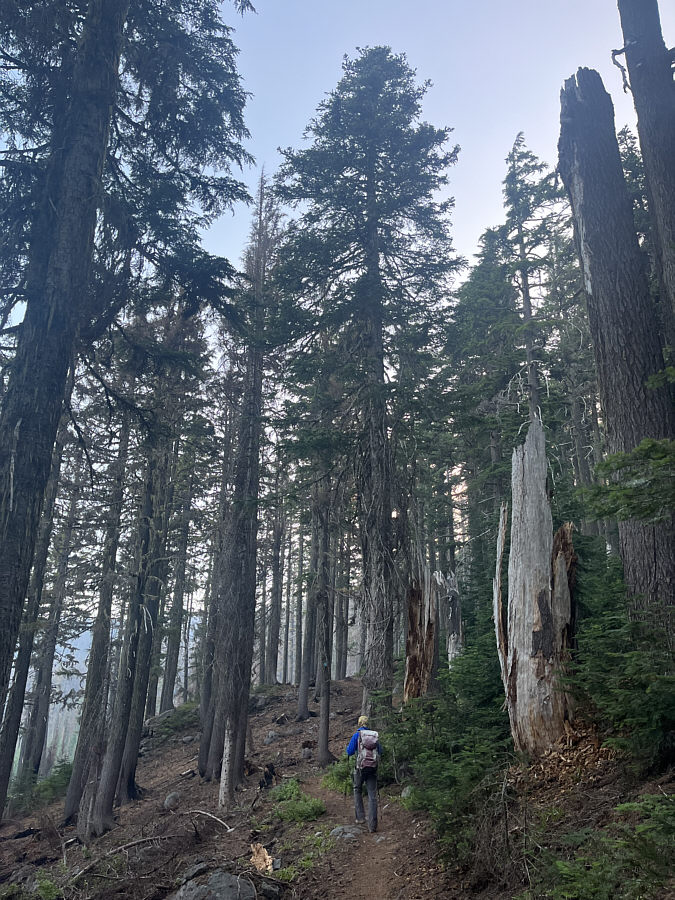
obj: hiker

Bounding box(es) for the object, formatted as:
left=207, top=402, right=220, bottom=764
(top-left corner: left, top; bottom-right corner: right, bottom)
left=346, top=714, right=381, bottom=833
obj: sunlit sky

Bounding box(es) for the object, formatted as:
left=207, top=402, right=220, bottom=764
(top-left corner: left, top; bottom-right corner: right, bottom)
left=204, top=0, right=675, bottom=267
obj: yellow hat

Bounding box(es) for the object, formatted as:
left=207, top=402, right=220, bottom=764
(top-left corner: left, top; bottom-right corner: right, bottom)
left=358, top=715, right=369, bottom=727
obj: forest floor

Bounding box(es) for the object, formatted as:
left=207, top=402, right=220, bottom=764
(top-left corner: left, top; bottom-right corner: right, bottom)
left=0, top=679, right=672, bottom=899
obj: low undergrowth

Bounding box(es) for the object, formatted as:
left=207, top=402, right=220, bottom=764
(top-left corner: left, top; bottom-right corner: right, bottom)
left=518, top=793, right=675, bottom=900
left=270, top=778, right=326, bottom=823
left=7, top=760, right=73, bottom=816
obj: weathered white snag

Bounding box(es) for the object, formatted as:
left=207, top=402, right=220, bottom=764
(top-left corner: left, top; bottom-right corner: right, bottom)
left=442, top=570, right=463, bottom=665
left=494, top=420, right=574, bottom=756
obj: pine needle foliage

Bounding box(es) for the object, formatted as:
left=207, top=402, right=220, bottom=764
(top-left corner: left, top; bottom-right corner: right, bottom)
left=518, top=794, right=675, bottom=900
left=569, top=537, right=675, bottom=770
left=385, top=619, right=511, bottom=862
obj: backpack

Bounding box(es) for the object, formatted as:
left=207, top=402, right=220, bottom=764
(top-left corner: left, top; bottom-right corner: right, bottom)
left=356, top=729, right=379, bottom=771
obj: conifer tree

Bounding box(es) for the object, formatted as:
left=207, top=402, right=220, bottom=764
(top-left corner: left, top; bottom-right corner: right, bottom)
left=277, top=46, right=460, bottom=710
left=0, top=0, right=252, bottom=712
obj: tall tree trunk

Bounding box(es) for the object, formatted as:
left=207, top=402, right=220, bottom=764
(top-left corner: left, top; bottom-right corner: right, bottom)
left=0, top=415, right=68, bottom=815
left=559, top=68, right=675, bottom=637
left=334, top=534, right=346, bottom=680
left=64, top=410, right=130, bottom=823
left=211, top=350, right=263, bottom=801
left=206, top=175, right=273, bottom=803
left=117, top=442, right=171, bottom=803
left=88, top=445, right=159, bottom=838
left=199, top=420, right=236, bottom=736
left=616, top=0, right=675, bottom=351
left=316, top=478, right=336, bottom=766
left=358, top=168, right=395, bottom=714
left=516, top=222, right=541, bottom=420
left=404, top=547, right=436, bottom=702
left=183, top=591, right=193, bottom=702
left=145, top=448, right=176, bottom=718
left=338, top=548, right=350, bottom=681
left=297, top=508, right=319, bottom=721
left=0, top=0, right=129, bottom=711
left=493, top=422, right=576, bottom=755
left=21, top=452, right=82, bottom=781
left=282, top=524, right=293, bottom=684
left=160, top=469, right=194, bottom=713
left=445, top=569, right=463, bottom=665
left=265, top=485, right=285, bottom=684
left=294, top=530, right=304, bottom=685
left=257, top=567, right=267, bottom=686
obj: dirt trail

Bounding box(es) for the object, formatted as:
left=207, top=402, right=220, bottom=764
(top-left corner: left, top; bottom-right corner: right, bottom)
left=296, top=775, right=457, bottom=900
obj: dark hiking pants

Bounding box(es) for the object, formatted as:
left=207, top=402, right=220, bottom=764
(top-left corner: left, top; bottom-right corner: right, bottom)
left=353, top=767, right=377, bottom=832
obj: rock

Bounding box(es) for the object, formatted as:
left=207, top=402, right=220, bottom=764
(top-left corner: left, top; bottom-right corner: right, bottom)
left=257, top=881, right=284, bottom=899
left=375, top=835, right=387, bottom=844
left=164, top=791, right=181, bottom=811
left=167, top=870, right=256, bottom=900
left=401, top=785, right=413, bottom=799
left=301, top=747, right=312, bottom=760
left=329, top=824, right=364, bottom=841
left=179, top=862, right=211, bottom=884
left=263, top=730, right=280, bottom=746
left=182, top=734, right=195, bottom=744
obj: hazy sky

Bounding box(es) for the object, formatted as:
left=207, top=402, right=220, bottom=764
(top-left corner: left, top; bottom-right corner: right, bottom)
left=204, top=0, right=675, bottom=266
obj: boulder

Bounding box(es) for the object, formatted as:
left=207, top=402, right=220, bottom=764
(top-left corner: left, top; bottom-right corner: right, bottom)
left=167, top=870, right=256, bottom=900
left=164, top=791, right=181, bottom=811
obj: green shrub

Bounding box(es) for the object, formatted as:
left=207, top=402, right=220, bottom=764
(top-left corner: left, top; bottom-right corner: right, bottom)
left=321, top=755, right=352, bottom=796
left=32, top=761, right=73, bottom=806
left=152, top=701, right=199, bottom=738
left=569, top=537, right=675, bottom=770
left=520, top=793, right=674, bottom=900
left=382, top=622, right=511, bottom=866
left=34, top=875, right=62, bottom=900
left=8, top=760, right=73, bottom=814
left=271, top=778, right=325, bottom=822
left=275, top=795, right=325, bottom=823
left=270, top=778, right=302, bottom=802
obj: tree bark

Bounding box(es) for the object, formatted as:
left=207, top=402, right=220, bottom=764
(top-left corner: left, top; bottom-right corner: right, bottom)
left=297, top=508, right=319, bottom=721
left=265, top=484, right=285, bottom=684
left=159, top=469, right=194, bottom=713
left=358, top=164, right=395, bottom=714
left=494, top=422, right=575, bottom=755
left=338, top=545, right=350, bottom=680
left=21, top=452, right=82, bottom=781
left=294, top=530, right=304, bottom=685
left=445, top=570, right=463, bottom=665
left=0, top=415, right=68, bottom=815
left=282, top=524, right=293, bottom=684
left=403, top=560, right=436, bottom=702
left=64, top=411, right=130, bottom=824
left=0, top=0, right=129, bottom=711
left=316, top=478, right=336, bottom=766
left=117, top=441, right=171, bottom=803
left=559, top=68, right=675, bottom=636
left=616, top=0, right=675, bottom=351
left=88, top=444, right=159, bottom=837
left=144, top=448, right=176, bottom=719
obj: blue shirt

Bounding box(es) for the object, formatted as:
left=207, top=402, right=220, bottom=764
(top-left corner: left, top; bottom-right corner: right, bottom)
left=346, top=726, right=382, bottom=757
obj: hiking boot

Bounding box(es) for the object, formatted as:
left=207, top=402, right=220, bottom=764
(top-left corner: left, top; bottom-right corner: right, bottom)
left=368, top=824, right=377, bottom=833
left=355, top=818, right=365, bottom=825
